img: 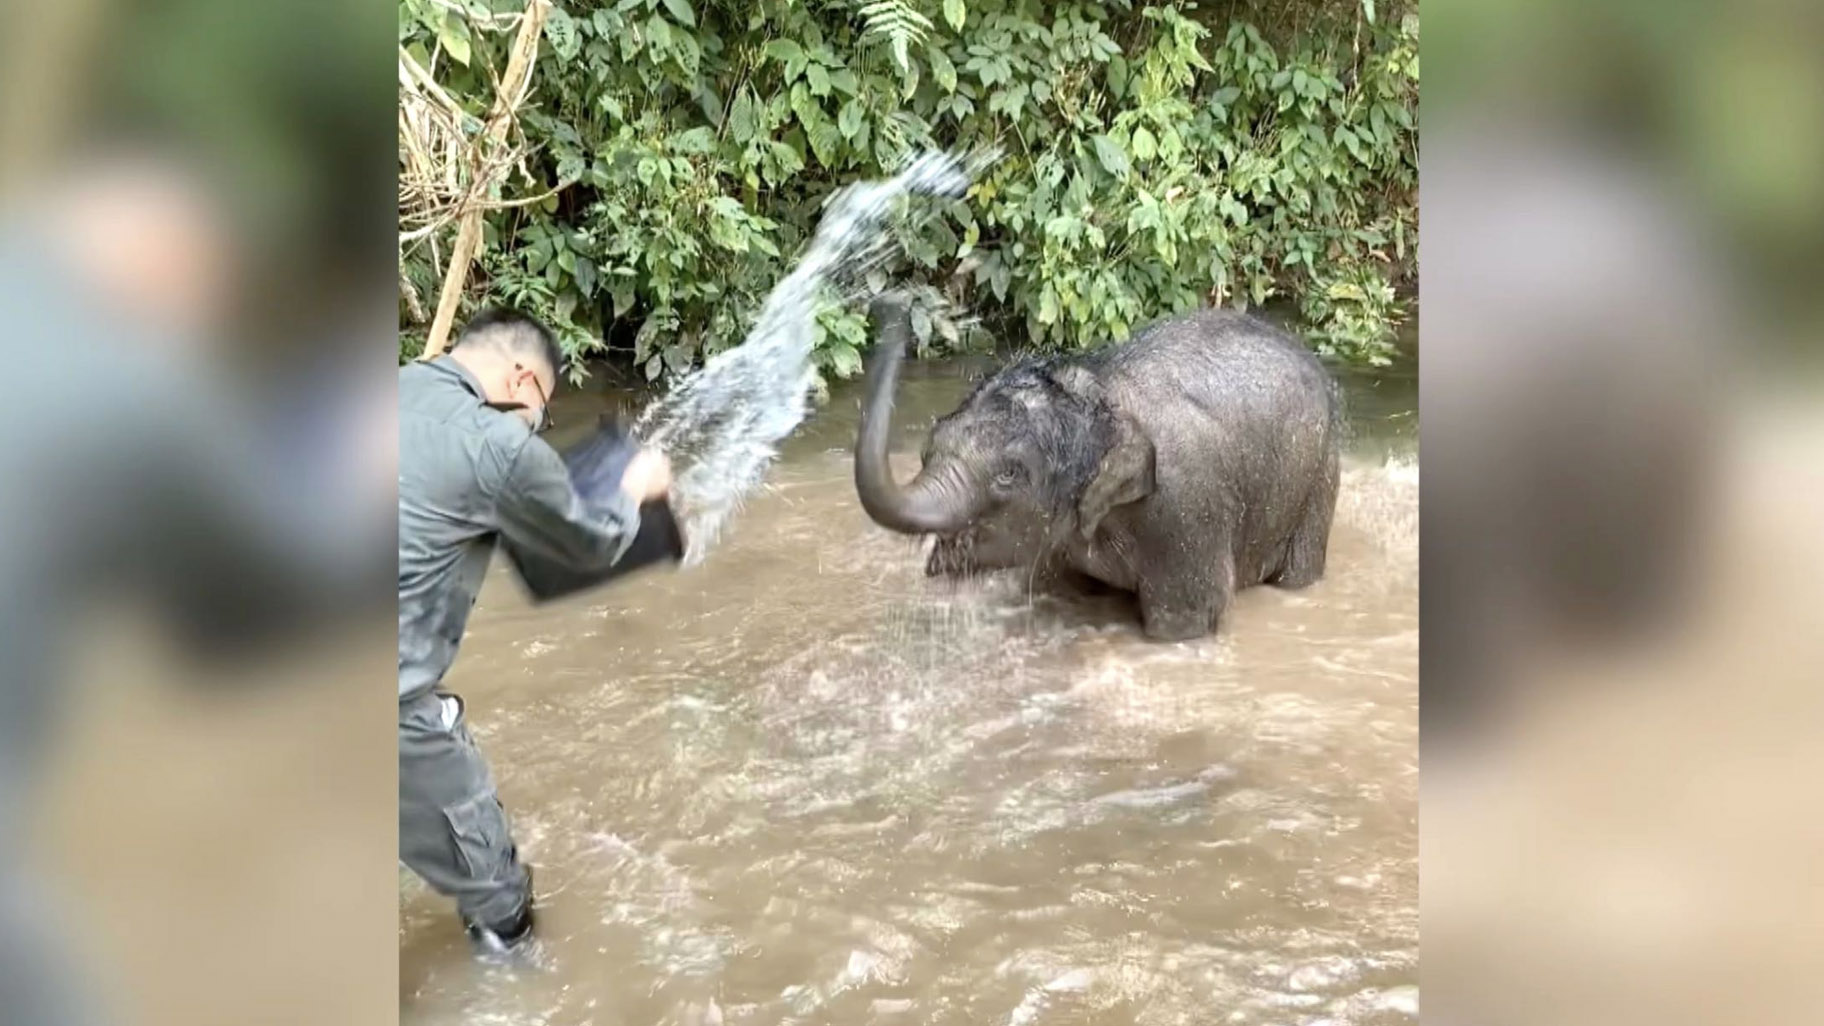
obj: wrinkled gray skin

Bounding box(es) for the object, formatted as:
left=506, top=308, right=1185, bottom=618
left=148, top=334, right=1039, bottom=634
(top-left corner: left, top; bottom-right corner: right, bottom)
left=855, top=298, right=1342, bottom=641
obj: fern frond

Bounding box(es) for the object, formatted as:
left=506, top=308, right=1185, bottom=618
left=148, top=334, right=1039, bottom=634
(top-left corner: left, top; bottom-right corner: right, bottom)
left=855, top=0, right=934, bottom=72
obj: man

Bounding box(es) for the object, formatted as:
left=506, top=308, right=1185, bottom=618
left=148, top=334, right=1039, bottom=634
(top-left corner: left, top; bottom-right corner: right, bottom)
left=398, top=308, right=671, bottom=951
left=2, top=152, right=392, bottom=1025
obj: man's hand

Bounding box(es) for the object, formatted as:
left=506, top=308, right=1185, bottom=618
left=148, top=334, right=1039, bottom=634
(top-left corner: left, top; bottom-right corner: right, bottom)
left=620, top=448, right=672, bottom=504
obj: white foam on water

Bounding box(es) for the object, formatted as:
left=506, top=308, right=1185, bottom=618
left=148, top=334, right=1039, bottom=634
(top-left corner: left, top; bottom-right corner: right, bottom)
left=1338, top=453, right=1419, bottom=559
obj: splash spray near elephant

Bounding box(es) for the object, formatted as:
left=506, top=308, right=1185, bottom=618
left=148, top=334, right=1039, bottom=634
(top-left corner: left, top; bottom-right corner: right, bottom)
left=854, top=298, right=1343, bottom=641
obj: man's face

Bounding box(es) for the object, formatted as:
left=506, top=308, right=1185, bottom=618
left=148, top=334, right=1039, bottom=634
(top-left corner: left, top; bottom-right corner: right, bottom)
left=63, top=162, right=234, bottom=340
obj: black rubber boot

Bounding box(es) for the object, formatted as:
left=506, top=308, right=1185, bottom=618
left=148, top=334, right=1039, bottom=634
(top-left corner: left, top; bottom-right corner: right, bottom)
left=464, top=866, right=536, bottom=954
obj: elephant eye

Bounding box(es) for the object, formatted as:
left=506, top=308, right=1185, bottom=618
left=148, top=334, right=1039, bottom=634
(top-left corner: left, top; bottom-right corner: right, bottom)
left=994, top=466, right=1021, bottom=487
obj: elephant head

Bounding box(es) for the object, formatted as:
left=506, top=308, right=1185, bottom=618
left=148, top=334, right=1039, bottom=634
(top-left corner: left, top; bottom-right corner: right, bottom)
left=854, top=297, right=1156, bottom=576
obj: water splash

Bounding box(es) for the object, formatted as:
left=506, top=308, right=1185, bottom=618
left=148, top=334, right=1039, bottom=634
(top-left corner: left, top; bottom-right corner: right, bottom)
left=634, top=149, right=989, bottom=564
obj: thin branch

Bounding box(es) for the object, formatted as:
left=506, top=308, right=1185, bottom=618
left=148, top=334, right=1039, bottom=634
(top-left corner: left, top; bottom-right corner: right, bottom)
left=421, top=0, right=553, bottom=359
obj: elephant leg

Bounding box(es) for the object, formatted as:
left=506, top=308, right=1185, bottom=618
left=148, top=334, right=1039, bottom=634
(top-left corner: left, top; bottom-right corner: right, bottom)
left=1138, top=549, right=1233, bottom=641
left=1272, top=466, right=1338, bottom=589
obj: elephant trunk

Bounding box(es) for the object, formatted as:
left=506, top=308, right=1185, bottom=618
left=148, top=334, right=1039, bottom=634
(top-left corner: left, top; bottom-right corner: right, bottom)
left=855, top=298, right=978, bottom=536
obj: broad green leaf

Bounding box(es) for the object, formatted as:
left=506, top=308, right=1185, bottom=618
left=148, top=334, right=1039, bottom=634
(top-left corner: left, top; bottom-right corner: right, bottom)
left=764, top=39, right=806, bottom=76
left=1362, top=0, right=1376, bottom=25
left=647, top=14, right=672, bottom=51
left=931, top=48, right=958, bottom=93
left=673, top=126, right=715, bottom=154
left=807, top=120, right=842, bottom=166
left=695, top=83, right=724, bottom=127
left=1336, top=125, right=1367, bottom=163
left=1092, top=135, right=1129, bottom=177
left=1106, top=53, right=1128, bottom=97
left=1132, top=126, right=1157, bottom=161
left=437, top=14, right=471, bottom=66
left=1160, top=126, right=1183, bottom=162
left=827, top=342, right=863, bottom=379
left=772, top=139, right=805, bottom=171
left=806, top=63, right=831, bottom=96
left=1038, top=284, right=1059, bottom=325
left=991, top=262, right=1011, bottom=302
left=544, top=7, right=580, bottom=61
left=708, top=215, right=749, bottom=253
left=944, top=0, right=966, bottom=32
left=660, top=0, right=696, bottom=28
left=838, top=100, right=864, bottom=139
left=673, top=28, right=701, bottom=73
left=730, top=91, right=759, bottom=143
left=790, top=86, right=821, bottom=131
left=555, top=150, right=585, bottom=183
left=956, top=220, right=980, bottom=258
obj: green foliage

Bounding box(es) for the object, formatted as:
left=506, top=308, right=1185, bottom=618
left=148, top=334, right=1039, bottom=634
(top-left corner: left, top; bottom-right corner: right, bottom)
left=399, top=0, right=1418, bottom=379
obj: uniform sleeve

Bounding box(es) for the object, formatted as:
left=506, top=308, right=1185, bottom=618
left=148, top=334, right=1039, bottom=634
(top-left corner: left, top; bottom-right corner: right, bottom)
left=132, top=379, right=392, bottom=658
left=492, top=436, right=643, bottom=571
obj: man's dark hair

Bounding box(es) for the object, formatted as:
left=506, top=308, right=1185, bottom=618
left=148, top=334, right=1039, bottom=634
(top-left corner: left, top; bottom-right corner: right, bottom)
left=453, top=307, right=564, bottom=385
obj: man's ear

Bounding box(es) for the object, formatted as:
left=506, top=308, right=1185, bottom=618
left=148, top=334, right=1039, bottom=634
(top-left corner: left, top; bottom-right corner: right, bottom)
left=1078, top=415, right=1155, bottom=540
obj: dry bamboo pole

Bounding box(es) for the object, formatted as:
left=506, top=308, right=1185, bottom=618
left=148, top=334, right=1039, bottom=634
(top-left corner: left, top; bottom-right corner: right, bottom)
left=418, top=0, right=551, bottom=361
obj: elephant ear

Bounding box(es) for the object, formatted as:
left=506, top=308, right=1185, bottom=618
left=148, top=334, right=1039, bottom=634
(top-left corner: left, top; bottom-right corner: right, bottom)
left=1078, top=414, right=1155, bottom=541
left=1051, top=364, right=1102, bottom=401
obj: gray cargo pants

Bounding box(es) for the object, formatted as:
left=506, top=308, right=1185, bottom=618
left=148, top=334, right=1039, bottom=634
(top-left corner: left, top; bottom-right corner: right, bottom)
left=398, top=689, right=531, bottom=931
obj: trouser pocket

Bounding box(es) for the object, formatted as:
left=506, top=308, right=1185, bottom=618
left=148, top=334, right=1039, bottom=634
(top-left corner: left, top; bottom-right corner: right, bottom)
left=441, top=790, right=517, bottom=884
left=400, top=690, right=530, bottom=925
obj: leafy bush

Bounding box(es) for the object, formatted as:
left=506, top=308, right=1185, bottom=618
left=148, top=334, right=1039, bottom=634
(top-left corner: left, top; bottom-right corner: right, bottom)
left=399, top=0, right=1418, bottom=380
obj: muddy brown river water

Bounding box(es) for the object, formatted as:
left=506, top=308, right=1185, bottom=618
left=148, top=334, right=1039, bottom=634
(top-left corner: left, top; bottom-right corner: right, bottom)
left=399, top=357, right=1418, bottom=1026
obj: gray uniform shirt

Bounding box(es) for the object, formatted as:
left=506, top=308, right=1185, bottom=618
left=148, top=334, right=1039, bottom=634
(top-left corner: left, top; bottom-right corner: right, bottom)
left=397, top=358, right=641, bottom=701
left=1, top=228, right=386, bottom=833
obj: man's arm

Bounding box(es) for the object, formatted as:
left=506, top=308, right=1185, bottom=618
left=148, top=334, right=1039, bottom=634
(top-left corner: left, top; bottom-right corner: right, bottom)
left=493, top=436, right=645, bottom=572
left=136, top=376, right=394, bottom=659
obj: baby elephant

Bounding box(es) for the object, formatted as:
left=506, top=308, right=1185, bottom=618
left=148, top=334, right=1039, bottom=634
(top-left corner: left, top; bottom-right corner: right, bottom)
left=854, top=298, right=1342, bottom=640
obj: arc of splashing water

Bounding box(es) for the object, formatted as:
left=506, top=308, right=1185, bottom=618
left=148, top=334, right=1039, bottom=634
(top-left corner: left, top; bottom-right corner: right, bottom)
left=632, top=149, right=994, bottom=565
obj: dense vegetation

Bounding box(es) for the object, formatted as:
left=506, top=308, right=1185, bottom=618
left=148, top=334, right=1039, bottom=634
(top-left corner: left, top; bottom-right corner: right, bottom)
left=399, top=0, right=1418, bottom=383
